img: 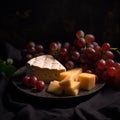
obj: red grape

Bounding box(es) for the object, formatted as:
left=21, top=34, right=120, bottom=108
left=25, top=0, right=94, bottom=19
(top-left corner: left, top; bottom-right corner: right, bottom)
left=71, top=51, right=80, bottom=60
left=28, top=46, right=36, bottom=54
left=103, top=50, right=114, bottom=59
left=114, top=63, right=120, bottom=86
left=92, top=42, right=99, bottom=46
left=85, top=47, right=95, bottom=58
left=97, top=59, right=106, bottom=70
left=76, top=38, right=86, bottom=48
left=106, top=59, right=115, bottom=68
left=30, top=76, right=38, bottom=87
left=24, top=54, right=33, bottom=61
left=60, top=48, right=68, bottom=56
left=76, top=30, right=85, bottom=39
left=23, top=76, right=30, bottom=87
left=62, top=42, right=70, bottom=49
left=36, top=80, right=45, bottom=91
left=65, top=60, right=74, bottom=69
left=93, top=45, right=101, bottom=54
left=102, top=43, right=110, bottom=51
left=50, top=42, right=58, bottom=51
left=87, top=43, right=94, bottom=48
left=107, top=66, right=117, bottom=77
left=85, top=34, right=95, bottom=43
left=114, top=62, right=120, bottom=69
left=35, top=44, right=44, bottom=53
left=115, top=68, right=120, bottom=81
left=27, top=41, right=36, bottom=49
left=56, top=41, right=62, bottom=50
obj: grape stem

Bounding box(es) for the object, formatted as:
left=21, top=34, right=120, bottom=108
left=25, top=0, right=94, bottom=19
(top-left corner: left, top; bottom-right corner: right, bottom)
left=110, top=48, right=120, bottom=55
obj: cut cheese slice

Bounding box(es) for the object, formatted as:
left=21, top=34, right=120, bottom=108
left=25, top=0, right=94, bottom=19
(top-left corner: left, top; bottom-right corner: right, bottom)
left=60, top=68, right=82, bottom=81
left=59, top=79, right=72, bottom=88
left=64, top=88, right=79, bottom=96
left=79, top=73, right=96, bottom=90
left=26, top=55, right=66, bottom=83
left=47, top=80, right=63, bottom=95
left=63, top=81, right=80, bottom=96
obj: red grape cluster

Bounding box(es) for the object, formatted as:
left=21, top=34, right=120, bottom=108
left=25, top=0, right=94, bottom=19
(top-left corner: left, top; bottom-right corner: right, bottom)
left=21, top=30, right=120, bottom=88
left=23, top=76, right=45, bottom=91
left=21, top=41, right=45, bottom=62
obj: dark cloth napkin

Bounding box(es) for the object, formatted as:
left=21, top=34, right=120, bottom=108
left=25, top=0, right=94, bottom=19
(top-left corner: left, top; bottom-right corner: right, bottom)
left=0, top=41, right=120, bottom=120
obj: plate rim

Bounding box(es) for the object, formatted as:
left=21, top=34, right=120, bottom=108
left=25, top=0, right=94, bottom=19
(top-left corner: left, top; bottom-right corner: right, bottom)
left=11, top=66, right=106, bottom=100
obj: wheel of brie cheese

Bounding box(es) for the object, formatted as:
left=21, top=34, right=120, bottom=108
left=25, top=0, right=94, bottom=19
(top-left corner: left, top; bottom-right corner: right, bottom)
left=26, top=55, right=66, bottom=83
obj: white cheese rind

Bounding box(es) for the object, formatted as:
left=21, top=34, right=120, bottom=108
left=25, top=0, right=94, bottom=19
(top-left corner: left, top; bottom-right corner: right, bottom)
left=26, top=55, right=66, bottom=83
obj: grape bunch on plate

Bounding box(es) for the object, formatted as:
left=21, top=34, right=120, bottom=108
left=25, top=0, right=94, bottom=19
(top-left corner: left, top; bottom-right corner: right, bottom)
left=21, top=30, right=120, bottom=88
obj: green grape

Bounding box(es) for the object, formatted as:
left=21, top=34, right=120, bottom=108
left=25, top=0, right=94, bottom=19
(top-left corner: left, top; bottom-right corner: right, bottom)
left=6, top=58, right=13, bottom=65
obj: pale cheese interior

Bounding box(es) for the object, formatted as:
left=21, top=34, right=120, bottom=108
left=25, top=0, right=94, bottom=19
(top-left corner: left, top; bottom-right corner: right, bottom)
left=26, top=55, right=66, bottom=83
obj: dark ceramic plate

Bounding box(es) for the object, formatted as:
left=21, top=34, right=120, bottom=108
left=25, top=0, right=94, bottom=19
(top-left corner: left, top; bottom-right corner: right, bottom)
left=11, top=66, right=105, bottom=100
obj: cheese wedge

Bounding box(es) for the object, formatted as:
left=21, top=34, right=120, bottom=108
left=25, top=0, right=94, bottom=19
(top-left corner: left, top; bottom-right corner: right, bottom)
left=60, top=68, right=82, bottom=81
left=47, top=80, right=63, bottom=95
left=26, top=55, right=66, bottom=83
left=63, top=81, right=80, bottom=96
left=59, top=68, right=82, bottom=96
left=64, top=88, right=79, bottom=96
left=79, top=73, right=96, bottom=90
left=59, top=78, right=72, bottom=88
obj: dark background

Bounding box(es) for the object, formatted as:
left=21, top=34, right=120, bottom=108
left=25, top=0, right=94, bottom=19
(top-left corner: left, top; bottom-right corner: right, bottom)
left=0, top=1, right=120, bottom=120
left=0, top=0, right=120, bottom=49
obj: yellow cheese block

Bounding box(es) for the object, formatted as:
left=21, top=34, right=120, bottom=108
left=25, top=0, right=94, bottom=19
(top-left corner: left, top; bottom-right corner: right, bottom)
left=59, top=68, right=82, bottom=96
left=60, top=68, right=82, bottom=81
left=79, top=73, right=96, bottom=90
left=59, top=79, right=80, bottom=88
left=63, top=81, right=80, bottom=96
left=64, top=88, right=79, bottom=96
left=47, top=80, right=63, bottom=95
left=59, top=79, right=72, bottom=88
